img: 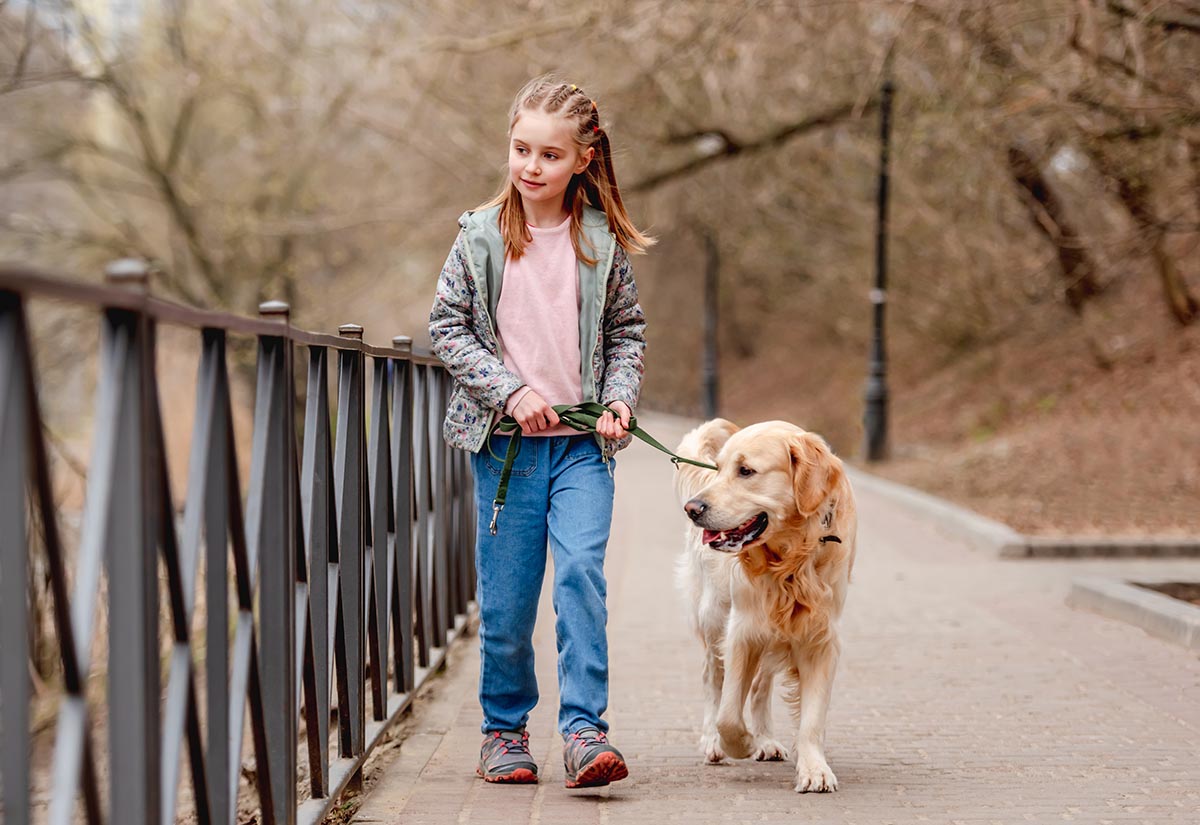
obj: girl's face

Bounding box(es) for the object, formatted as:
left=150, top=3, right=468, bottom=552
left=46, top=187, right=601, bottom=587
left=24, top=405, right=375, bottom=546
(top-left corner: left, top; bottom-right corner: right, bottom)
left=508, top=109, right=594, bottom=216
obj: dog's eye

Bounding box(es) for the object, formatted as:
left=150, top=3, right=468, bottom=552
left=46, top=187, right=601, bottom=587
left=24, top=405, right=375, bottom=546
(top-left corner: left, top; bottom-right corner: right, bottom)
left=738, top=465, right=756, bottom=477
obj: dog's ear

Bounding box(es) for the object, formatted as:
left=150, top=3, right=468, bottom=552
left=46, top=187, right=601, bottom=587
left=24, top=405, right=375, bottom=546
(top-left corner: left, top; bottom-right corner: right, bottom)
left=688, top=418, right=740, bottom=465
left=703, top=418, right=740, bottom=457
left=789, top=432, right=843, bottom=517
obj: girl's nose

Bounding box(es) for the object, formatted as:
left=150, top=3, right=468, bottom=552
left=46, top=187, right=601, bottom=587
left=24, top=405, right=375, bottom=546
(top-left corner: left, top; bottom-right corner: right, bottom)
left=524, top=157, right=540, bottom=176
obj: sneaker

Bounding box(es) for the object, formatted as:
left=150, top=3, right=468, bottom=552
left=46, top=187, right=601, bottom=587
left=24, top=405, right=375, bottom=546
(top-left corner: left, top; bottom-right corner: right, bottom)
left=477, top=730, right=538, bottom=783
left=563, top=728, right=629, bottom=789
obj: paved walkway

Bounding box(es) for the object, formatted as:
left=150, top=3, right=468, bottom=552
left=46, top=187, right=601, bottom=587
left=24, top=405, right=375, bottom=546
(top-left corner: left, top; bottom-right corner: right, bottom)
left=352, top=414, right=1200, bottom=824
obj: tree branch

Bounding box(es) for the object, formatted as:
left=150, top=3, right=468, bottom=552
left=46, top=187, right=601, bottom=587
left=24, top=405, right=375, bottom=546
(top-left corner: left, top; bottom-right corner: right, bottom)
left=1006, top=143, right=1102, bottom=310
left=1104, top=0, right=1200, bottom=36
left=917, top=1, right=1196, bottom=136
left=1067, top=25, right=1179, bottom=101
left=165, top=92, right=198, bottom=175
left=422, top=9, right=599, bottom=54
left=64, top=4, right=226, bottom=304
left=630, top=101, right=868, bottom=193
left=1087, top=143, right=1199, bottom=324
left=1, top=1, right=36, bottom=92
left=0, top=144, right=74, bottom=182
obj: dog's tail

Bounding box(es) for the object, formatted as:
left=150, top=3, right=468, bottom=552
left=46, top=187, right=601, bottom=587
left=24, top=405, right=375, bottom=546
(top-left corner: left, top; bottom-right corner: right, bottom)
left=674, top=418, right=739, bottom=504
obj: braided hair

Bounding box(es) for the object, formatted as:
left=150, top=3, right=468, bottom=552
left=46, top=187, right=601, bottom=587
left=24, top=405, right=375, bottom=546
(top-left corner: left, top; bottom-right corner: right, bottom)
left=480, top=76, right=654, bottom=262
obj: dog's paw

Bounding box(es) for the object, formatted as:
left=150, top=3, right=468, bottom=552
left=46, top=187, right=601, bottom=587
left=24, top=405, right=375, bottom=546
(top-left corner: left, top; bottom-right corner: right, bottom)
left=794, top=758, right=838, bottom=793
left=752, top=738, right=789, bottom=762
left=716, top=722, right=754, bottom=760
left=699, top=733, right=725, bottom=764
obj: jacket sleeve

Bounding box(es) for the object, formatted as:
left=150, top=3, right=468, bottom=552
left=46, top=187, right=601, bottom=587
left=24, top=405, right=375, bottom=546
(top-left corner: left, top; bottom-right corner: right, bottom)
left=599, top=245, right=647, bottom=410
left=428, top=232, right=524, bottom=412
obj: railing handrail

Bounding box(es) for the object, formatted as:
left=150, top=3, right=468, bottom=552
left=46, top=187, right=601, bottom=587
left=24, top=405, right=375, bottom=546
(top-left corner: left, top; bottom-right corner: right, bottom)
left=0, top=263, right=442, bottom=363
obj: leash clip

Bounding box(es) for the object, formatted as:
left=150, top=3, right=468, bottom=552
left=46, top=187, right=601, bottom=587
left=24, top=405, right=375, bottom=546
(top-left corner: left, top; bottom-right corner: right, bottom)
left=489, top=502, right=504, bottom=535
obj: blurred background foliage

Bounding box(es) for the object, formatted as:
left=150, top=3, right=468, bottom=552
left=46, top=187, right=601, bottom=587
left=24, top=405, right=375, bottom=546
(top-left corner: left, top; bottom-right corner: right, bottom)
left=2, top=0, right=1198, bottom=532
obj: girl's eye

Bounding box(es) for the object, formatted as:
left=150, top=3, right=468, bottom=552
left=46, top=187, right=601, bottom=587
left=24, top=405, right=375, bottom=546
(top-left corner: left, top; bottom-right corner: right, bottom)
left=544, top=154, right=558, bottom=160
left=738, top=466, right=756, bottom=478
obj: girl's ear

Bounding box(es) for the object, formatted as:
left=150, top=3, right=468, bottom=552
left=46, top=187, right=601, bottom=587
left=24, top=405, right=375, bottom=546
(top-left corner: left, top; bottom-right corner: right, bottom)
left=574, top=146, right=595, bottom=174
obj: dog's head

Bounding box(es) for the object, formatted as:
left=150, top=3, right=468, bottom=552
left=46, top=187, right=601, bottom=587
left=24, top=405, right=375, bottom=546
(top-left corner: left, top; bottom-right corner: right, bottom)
left=682, top=421, right=842, bottom=553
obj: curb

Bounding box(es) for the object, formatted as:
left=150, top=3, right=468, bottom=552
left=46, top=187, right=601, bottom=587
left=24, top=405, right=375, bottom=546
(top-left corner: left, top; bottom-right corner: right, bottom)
left=1018, top=537, right=1200, bottom=559
left=845, top=465, right=1026, bottom=556
left=1067, top=576, right=1200, bottom=651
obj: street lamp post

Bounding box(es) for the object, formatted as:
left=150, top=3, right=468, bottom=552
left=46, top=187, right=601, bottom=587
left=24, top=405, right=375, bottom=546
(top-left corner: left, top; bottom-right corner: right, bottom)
left=863, top=73, right=894, bottom=462
left=702, top=229, right=719, bottom=420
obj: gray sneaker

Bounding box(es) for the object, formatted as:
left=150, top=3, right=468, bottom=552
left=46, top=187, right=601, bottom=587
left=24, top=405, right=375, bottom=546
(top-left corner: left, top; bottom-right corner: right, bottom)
left=477, top=730, right=538, bottom=783
left=563, top=728, right=628, bottom=789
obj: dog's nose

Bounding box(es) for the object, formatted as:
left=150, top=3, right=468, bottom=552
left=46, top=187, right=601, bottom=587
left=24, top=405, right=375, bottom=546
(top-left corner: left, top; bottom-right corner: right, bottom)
left=684, top=498, right=708, bottom=521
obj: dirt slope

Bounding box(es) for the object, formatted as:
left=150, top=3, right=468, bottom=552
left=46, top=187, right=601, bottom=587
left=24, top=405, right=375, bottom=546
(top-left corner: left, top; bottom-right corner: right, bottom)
left=691, top=270, right=1200, bottom=537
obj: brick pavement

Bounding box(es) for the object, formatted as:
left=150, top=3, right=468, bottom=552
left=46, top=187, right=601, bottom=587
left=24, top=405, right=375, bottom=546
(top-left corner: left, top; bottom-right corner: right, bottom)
left=352, top=414, right=1200, bottom=824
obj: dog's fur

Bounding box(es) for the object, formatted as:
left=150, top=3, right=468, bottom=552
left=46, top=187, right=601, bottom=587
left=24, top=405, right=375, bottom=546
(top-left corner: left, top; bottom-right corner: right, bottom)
left=675, top=419, right=856, bottom=793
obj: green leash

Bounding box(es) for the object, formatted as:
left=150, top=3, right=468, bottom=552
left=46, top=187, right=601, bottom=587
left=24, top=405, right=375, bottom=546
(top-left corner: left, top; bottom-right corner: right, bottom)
left=486, top=401, right=717, bottom=535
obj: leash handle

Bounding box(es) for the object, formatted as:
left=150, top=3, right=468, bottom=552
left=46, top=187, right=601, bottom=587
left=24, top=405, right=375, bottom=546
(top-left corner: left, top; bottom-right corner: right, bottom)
left=486, top=403, right=717, bottom=534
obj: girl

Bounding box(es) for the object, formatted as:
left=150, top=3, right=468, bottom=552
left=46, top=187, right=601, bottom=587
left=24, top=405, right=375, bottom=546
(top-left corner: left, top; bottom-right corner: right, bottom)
left=428, top=77, right=652, bottom=788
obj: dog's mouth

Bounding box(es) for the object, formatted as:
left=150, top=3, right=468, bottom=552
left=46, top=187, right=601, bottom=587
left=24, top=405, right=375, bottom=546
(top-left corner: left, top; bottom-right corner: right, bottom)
left=702, top=513, right=769, bottom=552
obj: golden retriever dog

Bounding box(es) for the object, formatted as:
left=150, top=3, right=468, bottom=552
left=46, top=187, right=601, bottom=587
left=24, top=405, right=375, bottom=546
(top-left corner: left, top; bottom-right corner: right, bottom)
left=675, top=419, right=856, bottom=793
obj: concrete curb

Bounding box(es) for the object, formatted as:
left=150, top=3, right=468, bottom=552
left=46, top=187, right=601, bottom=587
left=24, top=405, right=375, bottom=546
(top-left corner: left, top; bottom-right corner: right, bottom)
left=845, top=465, right=1027, bottom=556
left=1020, top=537, right=1200, bottom=559
left=1067, top=576, right=1200, bottom=651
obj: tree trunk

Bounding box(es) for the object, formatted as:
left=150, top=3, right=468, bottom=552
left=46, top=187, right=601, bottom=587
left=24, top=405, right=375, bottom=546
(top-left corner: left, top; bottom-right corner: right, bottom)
left=1006, top=144, right=1103, bottom=311
left=1103, top=160, right=1199, bottom=325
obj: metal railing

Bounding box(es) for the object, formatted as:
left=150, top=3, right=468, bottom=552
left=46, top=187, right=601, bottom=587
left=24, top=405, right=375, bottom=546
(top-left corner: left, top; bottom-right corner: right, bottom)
left=0, top=261, right=476, bottom=825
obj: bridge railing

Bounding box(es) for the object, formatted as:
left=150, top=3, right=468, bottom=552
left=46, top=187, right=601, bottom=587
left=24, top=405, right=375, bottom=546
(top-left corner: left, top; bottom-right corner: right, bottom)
left=0, top=261, right=476, bottom=825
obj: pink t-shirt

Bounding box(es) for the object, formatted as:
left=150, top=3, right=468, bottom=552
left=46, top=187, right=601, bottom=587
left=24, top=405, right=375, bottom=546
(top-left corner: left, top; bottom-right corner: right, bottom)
left=496, top=217, right=582, bottom=437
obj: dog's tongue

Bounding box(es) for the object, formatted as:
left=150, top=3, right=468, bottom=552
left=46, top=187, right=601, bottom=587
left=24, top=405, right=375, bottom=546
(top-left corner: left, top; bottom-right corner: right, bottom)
left=702, top=529, right=724, bottom=545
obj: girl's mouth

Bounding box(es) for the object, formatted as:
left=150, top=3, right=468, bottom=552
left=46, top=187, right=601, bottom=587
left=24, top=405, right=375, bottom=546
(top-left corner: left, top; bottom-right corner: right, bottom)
left=521, top=179, right=545, bottom=188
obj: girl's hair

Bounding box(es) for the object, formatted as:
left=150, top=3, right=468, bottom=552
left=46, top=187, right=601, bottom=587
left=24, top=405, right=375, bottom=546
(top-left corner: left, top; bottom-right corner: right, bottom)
left=479, top=76, right=654, bottom=263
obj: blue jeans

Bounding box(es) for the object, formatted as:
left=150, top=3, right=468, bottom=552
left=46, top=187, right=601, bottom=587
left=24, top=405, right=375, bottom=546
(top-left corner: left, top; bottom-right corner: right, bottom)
left=470, top=433, right=615, bottom=736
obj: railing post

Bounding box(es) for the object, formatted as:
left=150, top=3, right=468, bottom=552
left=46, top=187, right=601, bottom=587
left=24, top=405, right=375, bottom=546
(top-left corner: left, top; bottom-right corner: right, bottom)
left=334, top=322, right=366, bottom=788
left=454, top=445, right=472, bottom=616
left=299, top=342, right=334, bottom=799
left=430, top=369, right=449, bottom=649
left=192, top=326, right=233, bottom=825
left=458, top=416, right=476, bottom=611
left=367, top=345, right=393, bottom=721
left=411, top=364, right=432, bottom=667
left=390, top=336, right=415, bottom=692
left=103, top=259, right=161, bottom=825
left=0, top=291, right=31, bottom=825
left=251, top=299, right=297, bottom=824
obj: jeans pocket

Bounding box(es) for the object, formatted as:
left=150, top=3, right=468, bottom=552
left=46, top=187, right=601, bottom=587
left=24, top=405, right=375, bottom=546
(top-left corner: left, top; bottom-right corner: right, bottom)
left=483, top=434, right=538, bottom=477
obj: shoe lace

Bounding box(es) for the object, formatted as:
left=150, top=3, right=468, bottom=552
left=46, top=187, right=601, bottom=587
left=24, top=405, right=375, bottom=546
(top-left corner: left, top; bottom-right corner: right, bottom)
left=491, top=730, right=531, bottom=756
left=570, top=729, right=608, bottom=749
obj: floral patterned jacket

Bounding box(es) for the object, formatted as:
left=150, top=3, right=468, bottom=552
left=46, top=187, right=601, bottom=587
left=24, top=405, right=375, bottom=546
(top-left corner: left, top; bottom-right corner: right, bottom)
left=428, top=204, right=647, bottom=459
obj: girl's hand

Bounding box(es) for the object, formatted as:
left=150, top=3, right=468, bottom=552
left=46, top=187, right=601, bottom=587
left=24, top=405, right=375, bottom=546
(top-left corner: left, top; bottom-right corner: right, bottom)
left=512, top=390, right=560, bottom=435
left=597, top=401, right=632, bottom=440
